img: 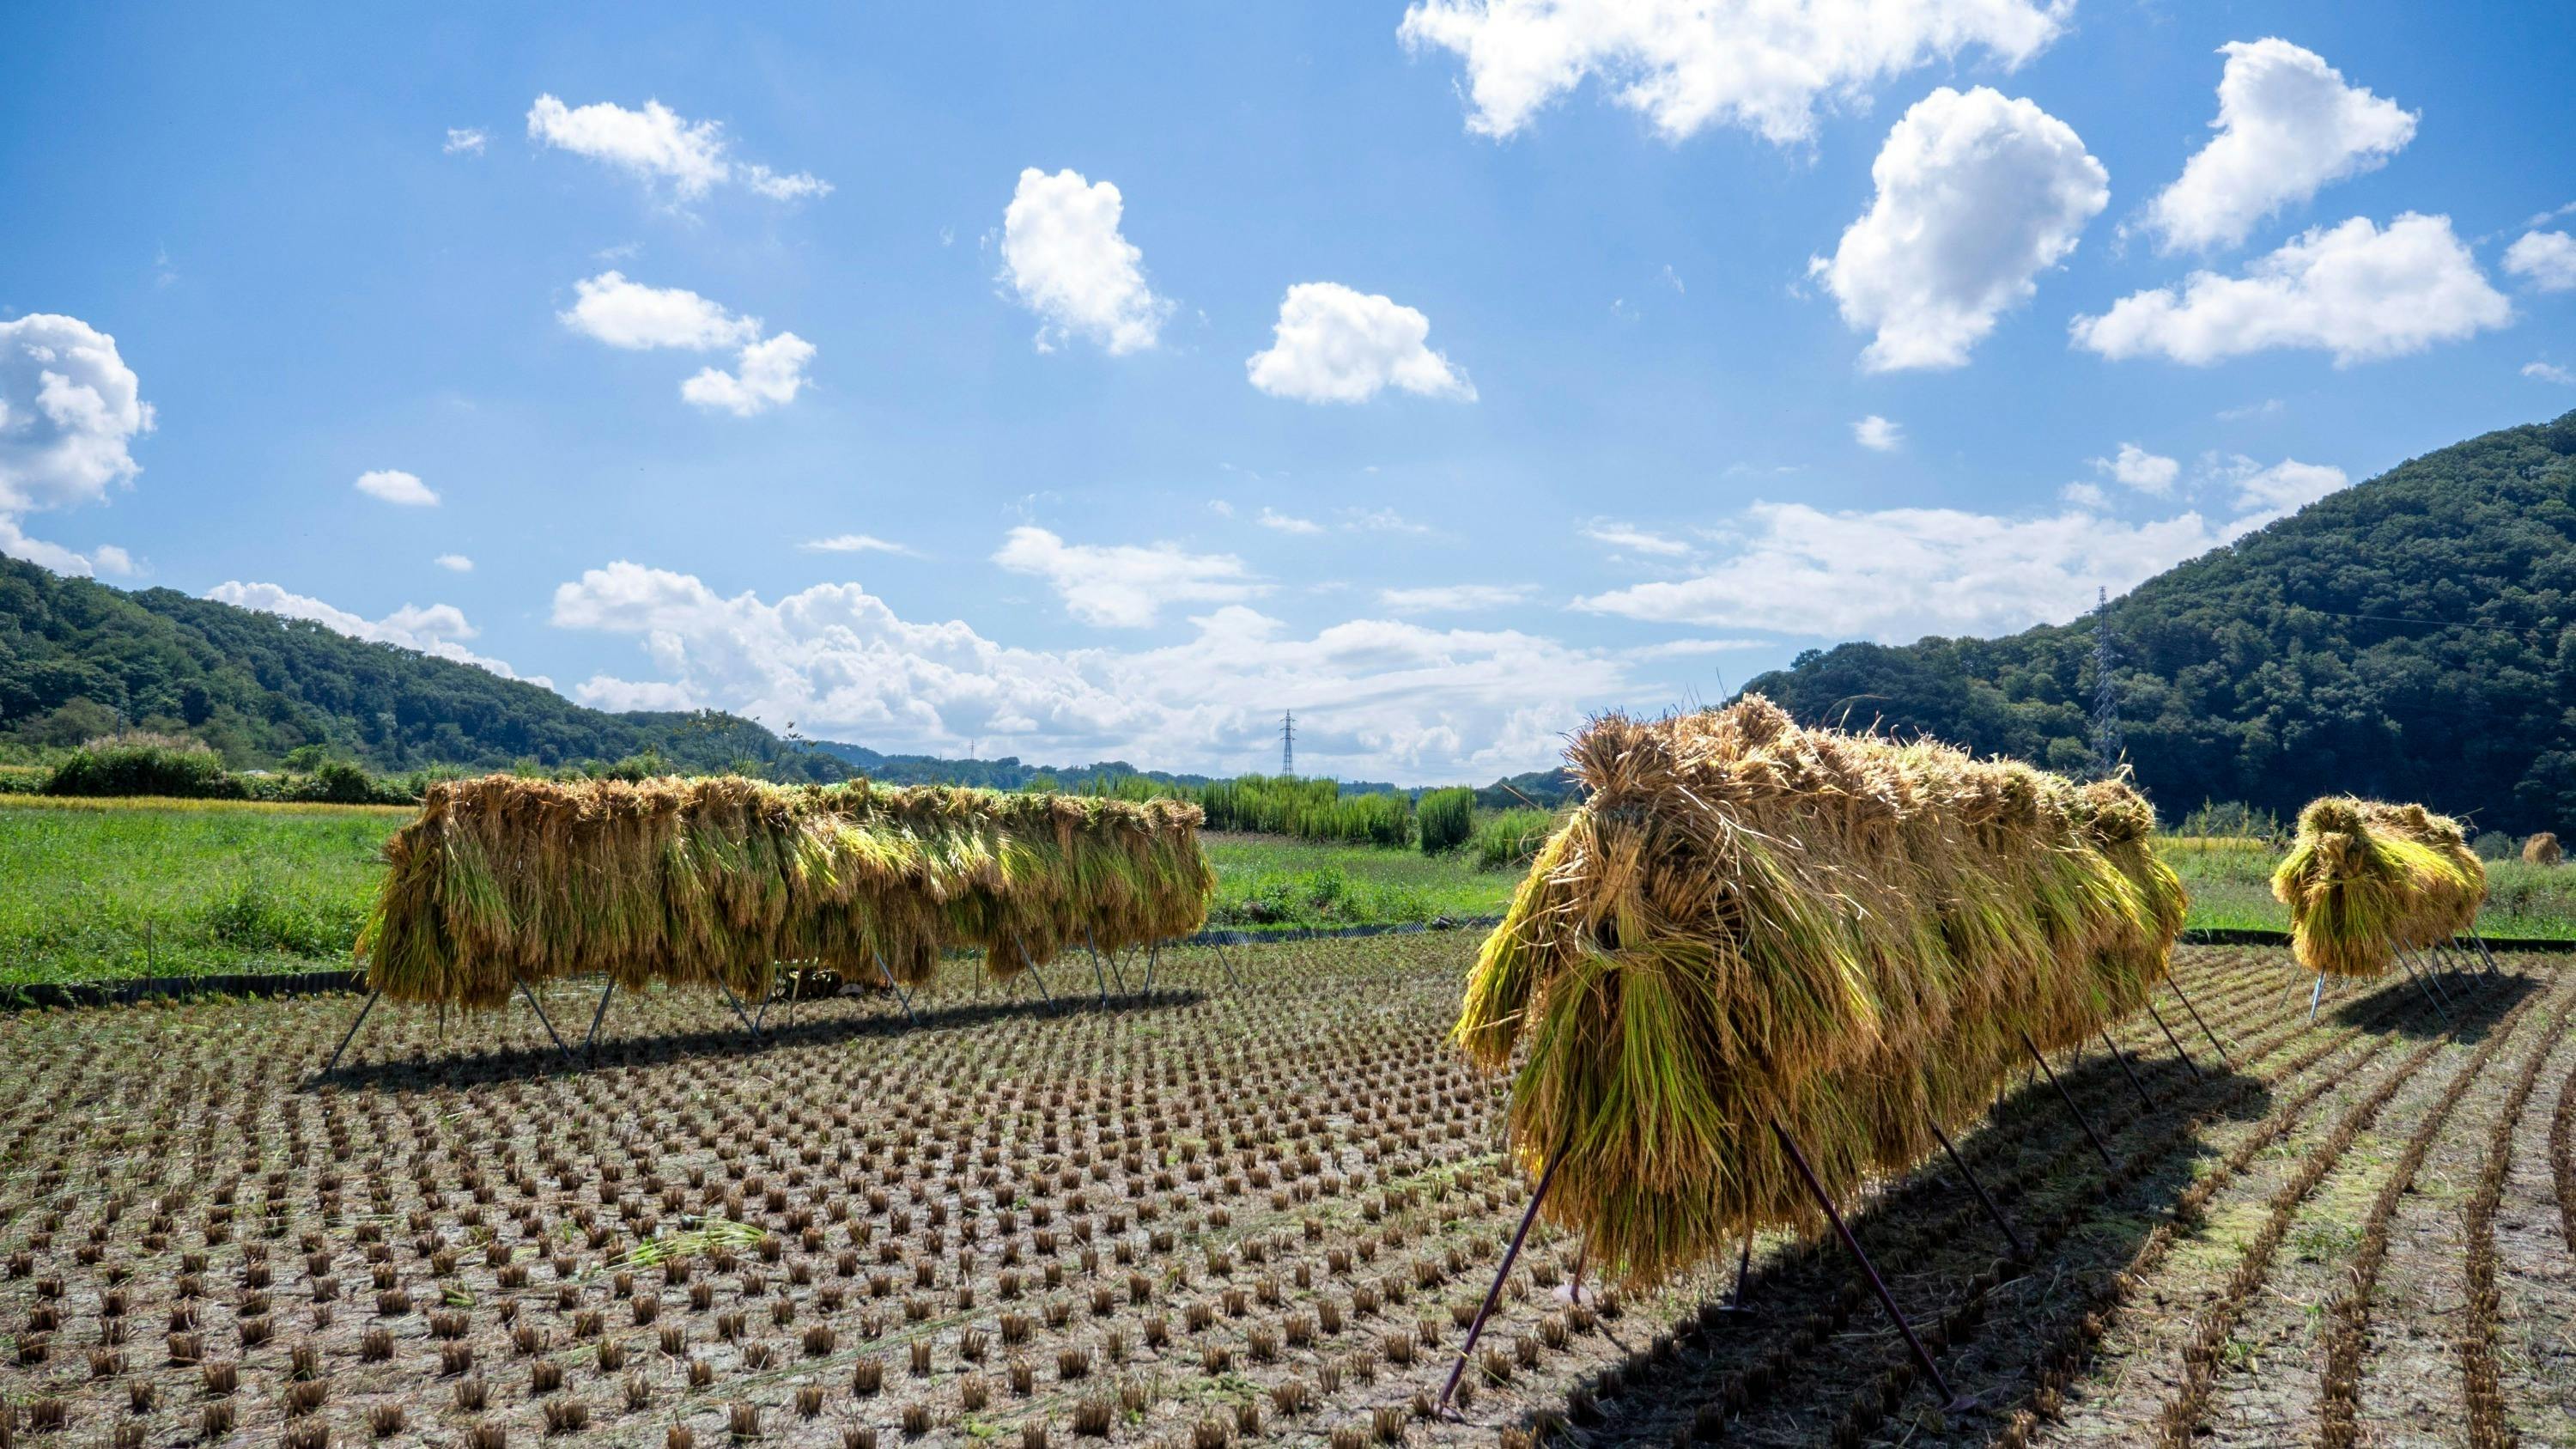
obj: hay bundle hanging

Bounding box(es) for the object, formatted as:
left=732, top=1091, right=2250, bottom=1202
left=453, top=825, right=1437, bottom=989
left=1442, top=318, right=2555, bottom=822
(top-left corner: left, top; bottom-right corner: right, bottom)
left=361, top=776, right=1213, bottom=1008
left=1459, top=697, right=2184, bottom=1288
left=2522, top=831, right=2561, bottom=866
left=2270, top=798, right=2482, bottom=977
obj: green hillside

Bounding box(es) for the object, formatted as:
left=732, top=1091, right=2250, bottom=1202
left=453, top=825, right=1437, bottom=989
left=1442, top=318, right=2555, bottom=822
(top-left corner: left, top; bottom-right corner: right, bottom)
left=0, top=560, right=843, bottom=779
left=1744, top=410, right=2576, bottom=834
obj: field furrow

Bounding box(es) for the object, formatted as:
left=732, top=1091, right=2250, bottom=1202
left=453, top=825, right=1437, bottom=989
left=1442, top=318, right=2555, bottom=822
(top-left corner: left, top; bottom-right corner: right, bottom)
left=2314, top=979, right=2555, bottom=1448
left=2491, top=1009, right=2576, bottom=1446
left=0, top=938, right=2567, bottom=1448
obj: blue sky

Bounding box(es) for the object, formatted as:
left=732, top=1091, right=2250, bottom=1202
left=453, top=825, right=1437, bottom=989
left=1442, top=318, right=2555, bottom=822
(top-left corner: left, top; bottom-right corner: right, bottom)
left=4, top=1, right=2573, bottom=781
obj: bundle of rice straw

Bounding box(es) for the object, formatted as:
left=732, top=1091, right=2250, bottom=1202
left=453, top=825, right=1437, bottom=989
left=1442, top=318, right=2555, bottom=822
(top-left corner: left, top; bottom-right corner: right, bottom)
left=2523, top=831, right=2562, bottom=866
left=2269, top=797, right=2482, bottom=977
left=361, top=776, right=1213, bottom=1008
left=1458, top=697, right=2184, bottom=1288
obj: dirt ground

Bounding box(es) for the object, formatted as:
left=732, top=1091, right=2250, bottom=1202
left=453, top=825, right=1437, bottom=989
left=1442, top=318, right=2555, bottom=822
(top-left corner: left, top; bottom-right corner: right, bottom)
left=1, top=936, right=2568, bottom=1447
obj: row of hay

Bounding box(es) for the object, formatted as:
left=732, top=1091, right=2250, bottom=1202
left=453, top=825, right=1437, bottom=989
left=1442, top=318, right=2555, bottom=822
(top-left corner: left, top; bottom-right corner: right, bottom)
left=361, top=776, right=1214, bottom=1008
left=1458, top=697, right=2184, bottom=1288
left=2269, top=797, right=2486, bottom=977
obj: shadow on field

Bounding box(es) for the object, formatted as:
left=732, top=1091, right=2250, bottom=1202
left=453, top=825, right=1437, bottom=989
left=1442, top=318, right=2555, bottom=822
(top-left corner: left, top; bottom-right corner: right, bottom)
left=2324, top=964, right=2533, bottom=1042
left=1546, top=1044, right=2269, bottom=1448
left=307, top=983, right=1208, bottom=1092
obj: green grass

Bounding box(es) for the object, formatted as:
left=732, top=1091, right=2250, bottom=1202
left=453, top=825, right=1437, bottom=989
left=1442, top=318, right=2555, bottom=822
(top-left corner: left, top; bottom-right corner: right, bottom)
left=1200, top=831, right=1514, bottom=931
left=2159, top=837, right=2576, bottom=939
left=0, top=798, right=397, bottom=985
left=9, top=801, right=2563, bottom=988
left=0, top=807, right=1522, bottom=986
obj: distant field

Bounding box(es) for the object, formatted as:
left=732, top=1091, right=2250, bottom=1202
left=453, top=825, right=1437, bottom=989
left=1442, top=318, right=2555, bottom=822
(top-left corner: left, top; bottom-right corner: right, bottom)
left=0, top=807, right=1522, bottom=986
left=6, top=802, right=2570, bottom=987
left=2157, top=837, right=2576, bottom=939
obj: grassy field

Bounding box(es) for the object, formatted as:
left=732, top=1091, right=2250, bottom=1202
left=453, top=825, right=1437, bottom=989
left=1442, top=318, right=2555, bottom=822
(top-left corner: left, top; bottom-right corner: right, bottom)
left=2, top=934, right=2569, bottom=1446
left=2158, top=837, right=2576, bottom=937
left=0, top=806, right=1523, bottom=986
left=0, top=796, right=400, bottom=984
left=7, top=800, right=2573, bottom=987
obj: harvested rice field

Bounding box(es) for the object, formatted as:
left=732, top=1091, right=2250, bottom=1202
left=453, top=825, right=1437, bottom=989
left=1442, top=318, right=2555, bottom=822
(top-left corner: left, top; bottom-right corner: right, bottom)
left=3, top=935, right=2573, bottom=1448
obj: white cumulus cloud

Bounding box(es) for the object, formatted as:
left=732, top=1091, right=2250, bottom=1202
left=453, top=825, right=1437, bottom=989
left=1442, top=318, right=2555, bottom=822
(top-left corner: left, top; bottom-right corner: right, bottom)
left=2504, top=231, right=2576, bottom=292
left=0, top=516, right=129, bottom=578
left=444, top=127, right=489, bottom=156
left=2142, top=40, right=2415, bottom=253
left=559, top=271, right=762, bottom=350
left=1582, top=521, right=1692, bottom=557
left=1396, top=0, right=2069, bottom=144
left=1379, top=583, right=1537, bottom=612
left=2525, top=361, right=2576, bottom=386
left=1853, top=415, right=1904, bottom=451
left=0, top=314, right=155, bottom=514
left=354, top=469, right=439, bottom=507
left=1575, top=456, right=2348, bottom=640
left=682, top=333, right=816, bottom=417
left=1246, top=283, right=1475, bottom=403
left=434, top=553, right=474, bottom=572
left=2092, top=442, right=2179, bottom=495
left=2072, top=213, right=2512, bottom=366
left=991, top=527, right=1263, bottom=628
left=1812, top=87, right=2107, bottom=372
left=549, top=560, right=1627, bottom=778
left=1256, top=508, right=1326, bottom=535
left=207, top=581, right=530, bottom=680
left=799, top=533, right=914, bottom=556
left=999, top=167, right=1171, bottom=356
left=526, top=94, right=827, bottom=203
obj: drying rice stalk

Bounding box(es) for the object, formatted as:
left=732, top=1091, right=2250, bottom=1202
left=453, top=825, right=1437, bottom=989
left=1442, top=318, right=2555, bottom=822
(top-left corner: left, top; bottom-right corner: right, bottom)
left=360, top=776, right=1213, bottom=1008
left=2270, top=798, right=2483, bottom=977
left=1457, top=696, right=2184, bottom=1288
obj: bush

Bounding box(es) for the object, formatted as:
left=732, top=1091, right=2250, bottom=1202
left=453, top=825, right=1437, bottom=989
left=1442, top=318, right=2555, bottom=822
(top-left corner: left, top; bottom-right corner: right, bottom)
left=1468, top=809, right=1556, bottom=871
left=46, top=734, right=246, bottom=800
left=2176, top=798, right=2281, bottom=842
left=2473, top=831, right=2518, bottom=861
left=1195, top=775, right=1412, bottom=847
left=1417, top=788, right=1474, bottom=855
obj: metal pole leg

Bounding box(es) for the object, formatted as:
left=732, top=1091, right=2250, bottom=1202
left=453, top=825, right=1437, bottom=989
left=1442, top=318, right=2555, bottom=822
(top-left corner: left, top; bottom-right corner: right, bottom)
left=2394, top=951, right=2449, bottom=1020
left=1437, top=1145, right=1565, bottom=1415
left=2310, top=972, right=2326, bottom=1023
left=518, top=980, right=576, bottom=1065
left=871, top=947, right=919, bottom=1027
left=1926, top=1112, right=2027, bottom=1258
left=1015, top=939, right=1058, bottom=1009
left=1140, top=943, right=1160, bottom=997
left=1726, top=1237, right=1753, bottom=1310
left=718, top=982, right=766, bottom=1042
left=2101, top=1027, right=2157, bottom=1111
left=325, top=989, right=382, bottom=1073
left=1218, top=940, right=1245, bottom=990
left=583, top=977, right=617, bottom=1056
left=2407, top=947, right=2456, bottom=1007
left=2166, top=972, right=2233, bottom=1070
left=2466, top=928, right=2501, bottom=976
left=1772, top=1117, right=1955, bottom=1407
left=2021, top=1031, right=2118, bottom=1171
left=1083, top=929, right=1109, bottom=1006
left=2145, top=1002, right=2202, bottom=1081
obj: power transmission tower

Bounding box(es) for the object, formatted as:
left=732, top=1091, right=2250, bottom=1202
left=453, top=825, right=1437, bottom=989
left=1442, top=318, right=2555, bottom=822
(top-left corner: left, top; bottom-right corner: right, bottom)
left=2091, top=586, right=2124, bottom=778
left=1280, top=710, right=1296, bottom=776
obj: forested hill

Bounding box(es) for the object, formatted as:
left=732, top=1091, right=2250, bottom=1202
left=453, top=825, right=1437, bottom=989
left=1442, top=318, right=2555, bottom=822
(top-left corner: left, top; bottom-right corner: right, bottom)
left=1743, top=410, right=2576, bottom=834
left=0, top=559, right=844, bottom=778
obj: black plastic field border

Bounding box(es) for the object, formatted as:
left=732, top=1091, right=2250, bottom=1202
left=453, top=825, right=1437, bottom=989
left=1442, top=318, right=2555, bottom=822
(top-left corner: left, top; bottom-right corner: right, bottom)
left=0, top=915, right=1512, bottom=1012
